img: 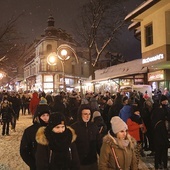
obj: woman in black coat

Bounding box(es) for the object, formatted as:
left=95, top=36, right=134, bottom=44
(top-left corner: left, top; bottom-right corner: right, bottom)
left=35, top=112, right=80, bottom=170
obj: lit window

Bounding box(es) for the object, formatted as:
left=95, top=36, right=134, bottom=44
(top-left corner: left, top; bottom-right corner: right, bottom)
left=145, top=23, right=153, bottom=46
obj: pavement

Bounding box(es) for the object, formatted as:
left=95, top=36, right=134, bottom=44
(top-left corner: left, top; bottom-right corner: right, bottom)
left=139, top=150, right=170, bottom=170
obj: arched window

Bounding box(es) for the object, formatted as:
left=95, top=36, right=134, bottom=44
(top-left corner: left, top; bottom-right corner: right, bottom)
left=47, top=44, right=52, bottom=53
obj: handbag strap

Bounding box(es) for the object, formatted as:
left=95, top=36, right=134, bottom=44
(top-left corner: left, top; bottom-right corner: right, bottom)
left=111, top=147, right=122, bottom=170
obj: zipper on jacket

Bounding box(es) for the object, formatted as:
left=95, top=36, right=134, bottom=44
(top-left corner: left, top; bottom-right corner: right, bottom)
left=69, top=147, right=72, bottom=160
left=49, top=150, right=52, bottom=163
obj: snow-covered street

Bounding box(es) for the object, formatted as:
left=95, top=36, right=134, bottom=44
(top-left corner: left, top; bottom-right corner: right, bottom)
left=0, top=113, right=32, bottom=170
left=0, top=112, right=168, bottom=170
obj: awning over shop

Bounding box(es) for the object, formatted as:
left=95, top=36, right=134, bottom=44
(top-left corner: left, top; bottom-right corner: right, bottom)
left=94, top=59, right=148, bottom=82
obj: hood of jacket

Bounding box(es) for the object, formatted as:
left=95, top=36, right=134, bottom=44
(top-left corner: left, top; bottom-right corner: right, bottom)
left=32, top=92, right=39, bottom=98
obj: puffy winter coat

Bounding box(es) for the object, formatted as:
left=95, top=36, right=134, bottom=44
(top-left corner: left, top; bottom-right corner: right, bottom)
left=99, top=132, right=138, bottom=170
left=35, top=126, right=80, bottom=170
left=20, top=123, right=40, bottom=170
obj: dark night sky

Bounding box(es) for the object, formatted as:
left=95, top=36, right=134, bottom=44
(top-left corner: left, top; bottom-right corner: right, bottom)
left=1, top=0, right=144, bottom=61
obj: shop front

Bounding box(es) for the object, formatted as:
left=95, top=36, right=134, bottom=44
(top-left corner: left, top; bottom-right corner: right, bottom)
left=148, top=69, right=170, bottom=92
left=83, top=59, right=148, bottom=94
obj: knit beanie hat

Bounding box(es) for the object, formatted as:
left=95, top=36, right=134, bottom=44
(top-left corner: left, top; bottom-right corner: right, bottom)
left=35, top=104, right=51, bottom=118
left=123, top=96, right=128, bottom=103
left=132, top=105, right=140, bottom=113
left=110, top=116, right=128, bottom=134
left=39, top=97, right=48, bottom=105
left=160, top=95, right=168, bottom=102
left=91, top=111, right=101, bottom=122
left=48, top=112, right=66, bottom=130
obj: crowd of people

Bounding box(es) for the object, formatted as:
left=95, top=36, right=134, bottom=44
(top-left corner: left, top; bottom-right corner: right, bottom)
left=0, top=88, right=170, bottom=170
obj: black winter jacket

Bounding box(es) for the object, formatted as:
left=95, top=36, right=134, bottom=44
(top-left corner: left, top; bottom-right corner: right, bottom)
left=20, top=123, right=40, bottom=170
left=35, top=126, right=80, bottom=170
left=71, top=120, right=99, bottom=165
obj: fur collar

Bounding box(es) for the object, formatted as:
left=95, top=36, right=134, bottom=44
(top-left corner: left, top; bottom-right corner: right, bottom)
left=36, top=126, right=77, bottom=146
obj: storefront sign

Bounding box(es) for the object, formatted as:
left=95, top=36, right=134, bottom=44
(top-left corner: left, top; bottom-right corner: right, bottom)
left=148, top=70, right=164, bottom=81
left=142, top=54, right=164, bottom=64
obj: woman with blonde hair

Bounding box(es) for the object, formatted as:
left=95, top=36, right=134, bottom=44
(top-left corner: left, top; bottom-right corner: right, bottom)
left=99, top=116, right=138, bottom=170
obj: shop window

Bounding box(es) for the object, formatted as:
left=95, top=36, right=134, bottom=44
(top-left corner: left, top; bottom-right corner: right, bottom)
left=145, top=23, right=153, bottom=47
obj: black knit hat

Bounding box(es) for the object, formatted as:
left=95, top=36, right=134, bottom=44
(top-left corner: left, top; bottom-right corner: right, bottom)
left=48, top=112, right=66, bottom=130
left=35, top=104, right=51, bottom=118
left=132, top=105, right=140, bottom=113
left=160, top=95, right=168, bottom=102
left=123, top=96, right=128, bottom=103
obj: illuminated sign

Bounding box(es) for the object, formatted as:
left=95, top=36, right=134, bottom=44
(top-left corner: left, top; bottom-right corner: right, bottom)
left=148, top=70, right=164, bottom=81
left=142, top=54, right=164, bottom=64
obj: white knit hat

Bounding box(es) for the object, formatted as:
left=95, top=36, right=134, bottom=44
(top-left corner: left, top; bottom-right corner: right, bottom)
left=91, top=111, right=101, bottom=122
left=110, top=116, right=128, bottom=134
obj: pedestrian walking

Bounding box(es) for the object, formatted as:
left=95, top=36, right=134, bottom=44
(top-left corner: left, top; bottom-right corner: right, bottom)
left=20, top=103, right=51, bottom=170
left=119, top=96, right=132, bottom=123
left=151, top=95, right=170, bottom=170
left=127, top=105, right=147, bottom=161
left=71, top=104, right=99, bottom=170
left=91, top=110, right=107, bottom=154
left=10, top=93, right=22, bottom=131
left=35, top=112, right=80, bottom=170
left=29, top=92, right=40, bottom=118
left=0, top=98, right=14, bottom=136
left=99, top=116, right=138, bottom=170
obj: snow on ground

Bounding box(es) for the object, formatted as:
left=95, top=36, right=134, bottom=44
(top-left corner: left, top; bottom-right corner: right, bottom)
left=0, top=111, right=169, bottom=170
left=0, top=113, right=32, bottom=170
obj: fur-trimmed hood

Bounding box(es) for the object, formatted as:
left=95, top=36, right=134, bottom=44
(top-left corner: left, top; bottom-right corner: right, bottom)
left=103, top=131, right=136, bottom=150
left=36, top=126, right=77, bottom=146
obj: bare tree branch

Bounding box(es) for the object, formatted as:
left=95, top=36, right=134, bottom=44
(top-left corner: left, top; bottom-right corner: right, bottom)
left=75, top=0, right=127, bottom=79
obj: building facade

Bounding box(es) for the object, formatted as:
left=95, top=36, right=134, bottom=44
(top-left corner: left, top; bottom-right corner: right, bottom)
left=24, top=15, right=90, bottom=93
left=125, top=0, right=170, bottom=92
left=82, top=59, right=148, bottom=94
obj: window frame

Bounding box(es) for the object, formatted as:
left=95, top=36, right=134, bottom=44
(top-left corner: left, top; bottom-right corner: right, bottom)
left=145, top=23, right=153, bottom=47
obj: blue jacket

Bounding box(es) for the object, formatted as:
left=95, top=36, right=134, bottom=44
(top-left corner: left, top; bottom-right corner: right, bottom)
left=119, top=105, right=132, bottom=123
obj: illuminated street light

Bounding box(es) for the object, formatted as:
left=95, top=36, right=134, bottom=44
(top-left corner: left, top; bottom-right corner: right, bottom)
left=47, top=44, right=78, bottom=92
left=0, top=71, right=6, bottom=80
left=47, top=52, right=57, bottom=65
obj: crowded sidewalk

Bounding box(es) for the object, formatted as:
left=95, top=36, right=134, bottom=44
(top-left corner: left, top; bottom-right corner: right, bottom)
left=0, top=111, right=167, bottom=170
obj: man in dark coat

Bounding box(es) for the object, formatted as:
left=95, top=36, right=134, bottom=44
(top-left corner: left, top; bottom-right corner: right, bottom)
left=10, top=93, right=22, bottom=131
left=151, top=95, right=170, bottom=170
left=71, top=104, right=99, bottom=170
left=20, top=103, right=51, bottom=170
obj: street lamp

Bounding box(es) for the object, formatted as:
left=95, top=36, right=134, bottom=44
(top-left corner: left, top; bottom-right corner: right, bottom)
left=57, top=48, right=70, bottom=92
left=0, top=71, right=6, bottom=80
left=47, top=52, right=57, bottom=65
left=47, top=44, right=78, bottom=92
